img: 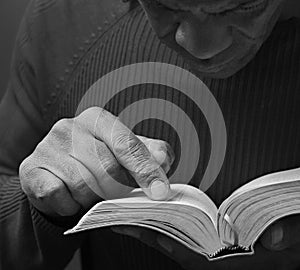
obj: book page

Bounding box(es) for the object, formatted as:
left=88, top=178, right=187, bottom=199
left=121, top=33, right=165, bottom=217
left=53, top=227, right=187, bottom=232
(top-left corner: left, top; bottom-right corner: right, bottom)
left=222, top=167, right=300, bottom=205
left=106, top=184, right=218, bottom=227
left=65, top=184, right=222, bottom=257
left=218, top=168, right=300, bottom=247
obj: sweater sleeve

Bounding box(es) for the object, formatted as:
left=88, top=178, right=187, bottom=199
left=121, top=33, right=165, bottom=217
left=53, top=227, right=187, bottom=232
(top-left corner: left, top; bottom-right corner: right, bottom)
left=0, top=1, right=83, bottom=269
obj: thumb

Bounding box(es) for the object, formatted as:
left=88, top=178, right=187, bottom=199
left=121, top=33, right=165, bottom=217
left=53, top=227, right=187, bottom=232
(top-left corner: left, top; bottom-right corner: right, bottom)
left=260, top=215, right=300, bottom=251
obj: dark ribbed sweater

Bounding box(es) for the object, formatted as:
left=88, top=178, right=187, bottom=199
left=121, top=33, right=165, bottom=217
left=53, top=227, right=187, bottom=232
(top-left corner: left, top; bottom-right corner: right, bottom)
left=0, top=0, right=299, bottom=269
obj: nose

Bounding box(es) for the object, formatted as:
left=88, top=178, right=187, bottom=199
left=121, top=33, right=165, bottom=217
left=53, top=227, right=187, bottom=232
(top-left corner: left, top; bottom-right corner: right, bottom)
left=175, top=14, right=232, bottom=60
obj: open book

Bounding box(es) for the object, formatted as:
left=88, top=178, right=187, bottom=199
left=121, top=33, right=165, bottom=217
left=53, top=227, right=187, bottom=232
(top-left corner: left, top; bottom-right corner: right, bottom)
left=65, top=168, right=300, bottom=260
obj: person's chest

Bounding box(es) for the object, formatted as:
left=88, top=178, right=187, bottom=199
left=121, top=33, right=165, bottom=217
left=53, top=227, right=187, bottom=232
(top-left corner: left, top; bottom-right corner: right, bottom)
left=43, top=6, right=300, bottom=206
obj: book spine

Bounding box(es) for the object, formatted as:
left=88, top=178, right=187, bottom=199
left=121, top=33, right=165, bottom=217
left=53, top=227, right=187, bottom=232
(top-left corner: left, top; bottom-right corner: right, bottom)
left=209, top=245, right=251, bottom=259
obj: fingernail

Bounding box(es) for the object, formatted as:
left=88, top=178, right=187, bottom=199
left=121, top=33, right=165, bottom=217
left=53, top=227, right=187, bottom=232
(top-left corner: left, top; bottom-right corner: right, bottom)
left=152, top=150, right=170, bottom=172
left=271, top=225, right=284, bottom=247
left=123, top=228, right=141, bottom=238
left=154, top=150, right=167, bottom=166
left=111, top=227, right=122, bottom=234
left=157, top=236, right=173, bottom=253
left=112, top=227, right=141, bottom=239
left=150, top=180, right=170, bottom=200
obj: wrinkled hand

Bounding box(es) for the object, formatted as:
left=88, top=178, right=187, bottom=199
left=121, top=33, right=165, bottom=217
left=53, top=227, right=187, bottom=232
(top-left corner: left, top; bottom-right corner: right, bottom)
left=113, top=215, right=300, bottom=270
left=19, top=107, right=175, bottom=217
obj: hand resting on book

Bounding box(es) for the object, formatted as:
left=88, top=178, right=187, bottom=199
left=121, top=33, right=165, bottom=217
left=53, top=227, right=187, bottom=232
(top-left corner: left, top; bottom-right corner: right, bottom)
left=113, top=212, right=300, bottom=269
left=19, top=107, right=174, bottom=218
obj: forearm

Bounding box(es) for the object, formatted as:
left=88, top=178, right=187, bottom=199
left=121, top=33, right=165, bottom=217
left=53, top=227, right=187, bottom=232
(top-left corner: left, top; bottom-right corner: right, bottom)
left=0, top=175, right=83, bottom=270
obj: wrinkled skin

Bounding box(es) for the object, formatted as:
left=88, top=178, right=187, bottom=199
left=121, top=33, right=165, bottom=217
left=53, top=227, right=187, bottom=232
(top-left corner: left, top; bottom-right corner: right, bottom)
left=20, top=107, right=174, bottom=217
left=112, top=0, right=300, bottom=269
left=138, top=0, right=285, bottom=78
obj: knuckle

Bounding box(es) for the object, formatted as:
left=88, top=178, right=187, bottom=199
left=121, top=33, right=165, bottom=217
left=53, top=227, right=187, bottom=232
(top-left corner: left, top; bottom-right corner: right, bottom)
left=51, top=119, right=73, bottom=137
left=19, top=159, right=34, bottom=195
left=52, top=118, right=74, bottom=131
left=115, top=134, right=148, bottom=159
left=80, top=107, right=107, bottom=120
left=76, top=107, right=110, bottom=135
left=20, top=164, right=64, bottom=202
left=135, top=161, right=160, bottom=181
left=19, top=156, right=37, bottom=183
left=19, top=156, right=31, bottom=177
left=22, top=185, right=36, bottom=201
left=34, top=181, right=63, bottom=201
left=114, top=135, right=161, bottom=177
left=48, top=118, right=75, bottom=149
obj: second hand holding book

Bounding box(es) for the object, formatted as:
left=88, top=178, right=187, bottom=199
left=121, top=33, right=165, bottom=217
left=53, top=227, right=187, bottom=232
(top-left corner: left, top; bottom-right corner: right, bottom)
left=65, top=168, right=300, bottom=260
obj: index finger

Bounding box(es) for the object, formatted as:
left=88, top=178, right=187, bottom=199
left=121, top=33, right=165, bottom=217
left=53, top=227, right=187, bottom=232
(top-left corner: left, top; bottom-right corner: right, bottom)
left=76, top=107, right=170, bottom=200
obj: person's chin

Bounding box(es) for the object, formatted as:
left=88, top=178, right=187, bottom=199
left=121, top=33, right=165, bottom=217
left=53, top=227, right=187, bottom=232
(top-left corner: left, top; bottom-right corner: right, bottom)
left=185, top=56, right=251, bottom=79
left=180, top=46, right=259, bottom=79
left=158, top=33, right=260, bottom=79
